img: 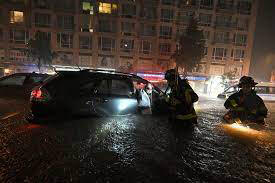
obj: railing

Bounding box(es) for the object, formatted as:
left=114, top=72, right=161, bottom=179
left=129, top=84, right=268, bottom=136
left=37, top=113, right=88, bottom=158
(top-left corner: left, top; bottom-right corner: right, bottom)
left=232, top=41, right=247, bottom=47
left=212, top=56, right=228, bottom=61
left=200, top=5, right=213, bottom=10
left=159, top=35, right=172, bottom=39
left=216, top=5, right=235, bottom=14
left=100, top=47, right=116, bottom=52
left=34, top=23, right=52, bottom=28
left=212, top=39, right=231, bottom=44
left=120, top=14, right=136, bottom=19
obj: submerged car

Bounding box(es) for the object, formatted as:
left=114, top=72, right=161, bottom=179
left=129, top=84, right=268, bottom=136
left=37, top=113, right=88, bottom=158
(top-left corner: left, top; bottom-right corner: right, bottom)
left=0, top=72, right=49, bottom=100
left=29, top=69, right=166, bottom=120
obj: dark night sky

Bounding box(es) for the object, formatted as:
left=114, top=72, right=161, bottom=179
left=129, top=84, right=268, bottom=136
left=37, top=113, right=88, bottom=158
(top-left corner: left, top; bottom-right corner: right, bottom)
left=250, top=0, right=275, bottom=81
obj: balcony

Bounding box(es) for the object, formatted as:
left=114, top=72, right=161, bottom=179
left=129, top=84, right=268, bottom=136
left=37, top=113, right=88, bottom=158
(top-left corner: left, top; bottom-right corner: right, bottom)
left=121, top=32, right=135, bottom=36
left=200, top=5, right=213, bottom=10
left=212, top=39, right=231, bottom=45
left=97, top=28, right=116, bottom=34
left=57, top=24, right=75, bottom=31
left=120, top=48, right=134, bottom=53
left=120, top=14, right=136, bottom=19
left=139, top=50, right=152, bottom=55
left=34, top=22, right=51, bottom=28
left=160, top=52, right=171, bottom=56
left=211, top=56, right=228, bottom=61
left=99, top=47, right=115, bottom=52
left=216, top=4, right=235, bottom=14
left=159, top=35, right=172, bottom=39
left=232, top=41, right=247, bottom=47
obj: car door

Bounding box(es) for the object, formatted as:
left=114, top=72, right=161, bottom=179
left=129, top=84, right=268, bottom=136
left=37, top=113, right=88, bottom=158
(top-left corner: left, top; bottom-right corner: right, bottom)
left=72, top=78, right=102, bottom=116
left=0, top=74, right=27, bottom=99
left=92, top=78, right=138, bottom=116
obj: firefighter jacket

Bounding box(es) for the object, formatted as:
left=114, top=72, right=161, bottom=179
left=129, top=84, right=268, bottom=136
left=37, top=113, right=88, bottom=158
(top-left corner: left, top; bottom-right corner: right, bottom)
left=224, top=90, right=268, bottom=122
left=167, top=79, right=199, bottom=122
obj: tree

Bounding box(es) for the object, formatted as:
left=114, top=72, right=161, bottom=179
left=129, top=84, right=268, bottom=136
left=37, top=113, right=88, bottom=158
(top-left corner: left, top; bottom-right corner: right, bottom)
left=118, top=61, right=133, bottom=73
left=24, top=31, right=57, bottom=72
left=220, top=70, right=238, bottom=89
left=172, top=17, right=205, bottom=75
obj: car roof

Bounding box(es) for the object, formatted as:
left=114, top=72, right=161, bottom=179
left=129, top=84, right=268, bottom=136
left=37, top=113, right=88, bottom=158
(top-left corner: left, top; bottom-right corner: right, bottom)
left=57, top=69, right=146, bottom=81
left=256, top=82, right=275, bottom=87
left=11, top=72, right=48, bottom=76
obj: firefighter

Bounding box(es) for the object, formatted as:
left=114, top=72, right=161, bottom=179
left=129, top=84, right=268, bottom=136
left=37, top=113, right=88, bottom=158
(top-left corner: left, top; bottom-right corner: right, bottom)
left=224, top=76, right=268, bottom=124
left=164, top=69, right=199, bottom=126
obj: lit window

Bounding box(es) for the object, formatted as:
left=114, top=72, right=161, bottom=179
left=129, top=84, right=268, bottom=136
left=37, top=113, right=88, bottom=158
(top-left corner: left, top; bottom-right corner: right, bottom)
left=82, top=2, right=93, bottom=14
left=10, top=11, right=24, bottom=23
left=99, top=3, right=111, bottom=14
left=98, top=2, right=117, bottom=14
left=112, top=4, right=117, bottom=10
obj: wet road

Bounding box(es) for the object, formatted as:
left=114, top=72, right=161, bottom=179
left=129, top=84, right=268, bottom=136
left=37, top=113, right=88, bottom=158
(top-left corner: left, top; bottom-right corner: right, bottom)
left=0, top=97, right=274, bottom=183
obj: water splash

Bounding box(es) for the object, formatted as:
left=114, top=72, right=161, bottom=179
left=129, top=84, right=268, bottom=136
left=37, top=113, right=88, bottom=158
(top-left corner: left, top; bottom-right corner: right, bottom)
left=220, top=122, right=274, bottom=144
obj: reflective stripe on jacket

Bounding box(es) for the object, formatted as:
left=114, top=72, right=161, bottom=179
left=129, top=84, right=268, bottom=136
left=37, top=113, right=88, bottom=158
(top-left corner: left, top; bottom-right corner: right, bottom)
left=176, top=113, right=197, bottom=121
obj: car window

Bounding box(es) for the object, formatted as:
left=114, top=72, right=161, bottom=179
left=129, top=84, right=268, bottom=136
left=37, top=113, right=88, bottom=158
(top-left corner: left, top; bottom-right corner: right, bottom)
left=267, top=87, right=275, bottom=94
left=97, top=79, right=109, bottom=94
left=0, top=75, right=26, bottom=86
left=255, top=86, right=267, bottom=94
left=80, top=79, right=108, bottom=94
left=110, top=79, right=132, bottom=96
left=29, top=75, right=47, bottom=83
left=81, top=80, right=99, bottom=91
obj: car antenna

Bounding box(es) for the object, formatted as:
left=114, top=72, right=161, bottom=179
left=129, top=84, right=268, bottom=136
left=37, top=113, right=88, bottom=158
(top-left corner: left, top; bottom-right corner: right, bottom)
left=53, top=66, right=57, bottom=73
left=76, top=64, right=81, bottom=71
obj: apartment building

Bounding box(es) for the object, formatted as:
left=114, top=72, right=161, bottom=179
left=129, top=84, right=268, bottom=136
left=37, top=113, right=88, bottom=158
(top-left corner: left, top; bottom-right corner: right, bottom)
left=271, top=70, right=275, bottom=83
left=0, top=0, right=258, bottom=77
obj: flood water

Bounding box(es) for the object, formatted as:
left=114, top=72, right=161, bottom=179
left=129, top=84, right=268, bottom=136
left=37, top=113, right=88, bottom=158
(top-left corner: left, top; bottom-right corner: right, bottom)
left=0, top=97, right=274, bottom=182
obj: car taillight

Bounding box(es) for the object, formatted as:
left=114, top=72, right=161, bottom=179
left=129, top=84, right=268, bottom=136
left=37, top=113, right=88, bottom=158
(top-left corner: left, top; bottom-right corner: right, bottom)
left=31, top=89, right=42, bottom=99
left=31, top=88, right=50, bottom=101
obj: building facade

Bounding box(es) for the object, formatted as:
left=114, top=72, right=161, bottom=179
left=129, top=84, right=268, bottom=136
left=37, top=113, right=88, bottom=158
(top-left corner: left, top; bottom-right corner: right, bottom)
left=271, top=70, right=275, bottom=83
left=0, top=0, right=258, bottom=77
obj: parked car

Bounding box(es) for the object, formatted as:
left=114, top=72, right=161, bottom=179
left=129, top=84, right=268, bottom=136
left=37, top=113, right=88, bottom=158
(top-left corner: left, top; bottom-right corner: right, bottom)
left=217, top=82, right=275, bottom=102
left=28, top=69, right=167, bottom=120
left=0, top=73, right=49, bottom=100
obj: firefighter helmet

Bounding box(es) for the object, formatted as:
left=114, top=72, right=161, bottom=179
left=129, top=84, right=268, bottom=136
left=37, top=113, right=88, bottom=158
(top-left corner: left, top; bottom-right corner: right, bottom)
left=238, top=76, right=258, bottom=88
left=164, top=69, right=178, bottom=81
